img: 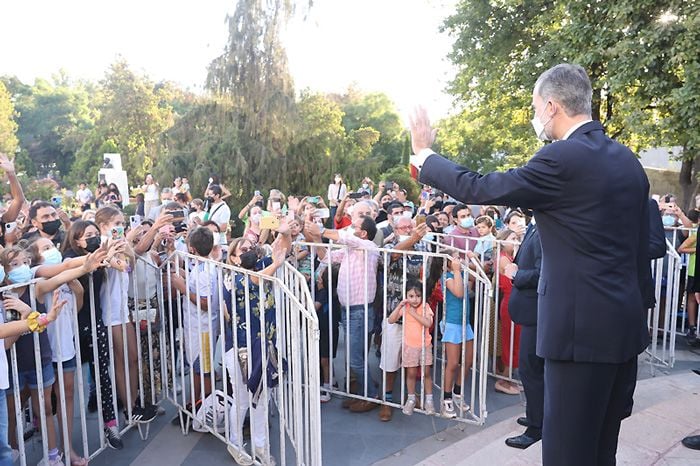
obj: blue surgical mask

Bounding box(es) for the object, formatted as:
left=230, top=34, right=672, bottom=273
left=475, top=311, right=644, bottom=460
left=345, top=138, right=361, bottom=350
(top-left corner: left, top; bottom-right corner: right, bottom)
left=8, top=264, right=32, bottom=284
left=662, top=215, right=676, bottom=227
left=41, top=247, right=63, bottom=265
left=460, top=217, right=475, bottom=229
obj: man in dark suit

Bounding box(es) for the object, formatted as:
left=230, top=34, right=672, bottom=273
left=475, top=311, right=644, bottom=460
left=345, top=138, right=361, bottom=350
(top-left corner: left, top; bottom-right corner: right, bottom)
left=504, top=220, right=543, bottom=449
left=409, top=64, right=650, bottom=466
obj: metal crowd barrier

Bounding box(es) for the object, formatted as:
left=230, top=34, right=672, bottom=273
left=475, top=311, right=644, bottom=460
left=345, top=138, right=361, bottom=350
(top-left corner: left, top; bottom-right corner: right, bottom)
left=162, top=251, right=322, bottom=466
left=291, top=239, right=492, bottom=425
left=3, top=250, right=321, bottom=466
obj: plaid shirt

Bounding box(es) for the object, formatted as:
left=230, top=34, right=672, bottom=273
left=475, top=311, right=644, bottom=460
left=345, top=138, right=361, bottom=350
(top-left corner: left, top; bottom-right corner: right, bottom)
left=327, top=230, right=379, bottom=307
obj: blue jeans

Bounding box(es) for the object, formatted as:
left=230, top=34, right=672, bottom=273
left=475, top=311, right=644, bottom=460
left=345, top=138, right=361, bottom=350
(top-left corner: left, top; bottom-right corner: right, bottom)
left=342, top=304, right=377, bottom=398
left=0, top=390, right=12, bottom=466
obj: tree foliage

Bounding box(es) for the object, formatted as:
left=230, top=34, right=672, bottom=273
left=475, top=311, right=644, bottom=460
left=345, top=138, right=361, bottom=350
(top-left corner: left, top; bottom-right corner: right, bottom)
left=0, top=81, right=18, bottom=155
left=441, top=0, right=699, bottom=204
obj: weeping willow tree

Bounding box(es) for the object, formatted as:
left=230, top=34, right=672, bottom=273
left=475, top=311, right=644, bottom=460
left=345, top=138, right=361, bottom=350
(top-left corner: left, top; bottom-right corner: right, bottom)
left=205, top=0, right=297, bottom=197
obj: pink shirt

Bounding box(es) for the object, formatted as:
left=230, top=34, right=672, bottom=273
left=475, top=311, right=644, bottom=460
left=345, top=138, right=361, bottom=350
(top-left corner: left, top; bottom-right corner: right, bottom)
left=327, top=230, right=379, bottom=307
left=401, top=303, right=433, bottom=348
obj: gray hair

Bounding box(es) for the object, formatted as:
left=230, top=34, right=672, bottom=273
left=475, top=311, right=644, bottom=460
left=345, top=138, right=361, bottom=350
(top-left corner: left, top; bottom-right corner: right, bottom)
left=393, top=215, right=414, bottom=228
left=534, top=64, right=592, bottom=117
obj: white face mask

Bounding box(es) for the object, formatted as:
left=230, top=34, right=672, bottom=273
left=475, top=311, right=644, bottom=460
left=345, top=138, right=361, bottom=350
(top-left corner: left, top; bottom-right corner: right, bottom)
left=531, top=103, right=553, bottom=141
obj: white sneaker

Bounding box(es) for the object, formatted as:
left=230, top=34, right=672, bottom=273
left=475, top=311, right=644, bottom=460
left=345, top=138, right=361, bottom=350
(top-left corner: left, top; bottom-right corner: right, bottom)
left=402, top=397, right=416, bottom=416
left=424, top=397, right=435, bottom=415
left=320, top=384, right=332, bottom=403
left=453, top=394, right=471, bottom=413
left=441, top=399, right=457, bottom=418
left=227, top=444, right=253, bottom=466
left=254, top=446, right=276, bottom=466
left=37, top=454, right=64, bottom=466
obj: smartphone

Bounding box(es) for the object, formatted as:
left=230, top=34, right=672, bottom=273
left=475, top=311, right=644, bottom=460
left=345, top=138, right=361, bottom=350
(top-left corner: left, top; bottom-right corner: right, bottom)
left=129, top=215, right=143, bottom=230
left=51, top=196, right=62, bottom=207
left=4, top=309, right=20, bottom=322
left=99, top=174, right=106, bottom=182
left=169, top=210, right=185, bottom=220
left=110, top=226, right=125, bottom=240
left=313, top=208, right=330, bottom=219
left=260, top=216, right=280, bottom=230
left=348, top=192, right=364, bottom=199
left=385, top=181, right=394, bottom=191
left=174, top=222, right=188, bottom=233
left=4, top=222, right=16, bottom=233
left=307, top=196, right=320, bottom=204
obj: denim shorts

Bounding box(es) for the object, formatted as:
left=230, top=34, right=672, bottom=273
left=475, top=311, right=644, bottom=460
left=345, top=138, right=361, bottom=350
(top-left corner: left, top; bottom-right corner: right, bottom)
left=441, top=322, right=474, bottom=344
left=7, top=363, right=55, bottom=390
left=52, top=357, right=77, bottom=373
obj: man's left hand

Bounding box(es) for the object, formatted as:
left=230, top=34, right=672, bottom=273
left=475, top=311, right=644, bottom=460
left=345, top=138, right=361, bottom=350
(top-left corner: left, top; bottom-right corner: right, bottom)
left=504, top=263, right=518, bottom=279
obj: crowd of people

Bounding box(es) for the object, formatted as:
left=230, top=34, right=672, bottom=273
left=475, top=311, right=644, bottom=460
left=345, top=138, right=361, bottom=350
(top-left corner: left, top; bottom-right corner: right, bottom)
left=0, top=143, right=696, bottom=466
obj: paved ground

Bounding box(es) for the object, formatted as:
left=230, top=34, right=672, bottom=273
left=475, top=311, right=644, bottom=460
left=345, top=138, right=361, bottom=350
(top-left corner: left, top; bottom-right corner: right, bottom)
left=17, top=338, right=700, bottom=465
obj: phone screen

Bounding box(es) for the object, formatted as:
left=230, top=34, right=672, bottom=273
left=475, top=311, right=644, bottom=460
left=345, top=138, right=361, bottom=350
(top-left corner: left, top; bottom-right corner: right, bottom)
left=110, top=226, right=125, bottom=240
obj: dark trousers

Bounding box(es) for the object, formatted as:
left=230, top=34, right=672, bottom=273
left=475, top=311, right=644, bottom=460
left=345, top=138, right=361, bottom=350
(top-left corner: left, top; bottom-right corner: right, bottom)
left=542, top=356, right=638, bottom=466
left=519, top=325, right=544, bottom=431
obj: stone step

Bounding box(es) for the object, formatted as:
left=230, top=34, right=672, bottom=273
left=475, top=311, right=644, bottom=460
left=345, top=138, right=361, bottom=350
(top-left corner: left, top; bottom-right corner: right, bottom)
left=419, top=372, right=700, bottom=466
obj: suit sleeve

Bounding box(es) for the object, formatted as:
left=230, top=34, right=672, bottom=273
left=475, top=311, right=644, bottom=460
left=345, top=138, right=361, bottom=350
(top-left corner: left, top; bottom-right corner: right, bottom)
left=513, top=232, right=542, bottom=290
left=647, top=199, right=666, bottom=260
left=419, top=147, right=566, bottom=210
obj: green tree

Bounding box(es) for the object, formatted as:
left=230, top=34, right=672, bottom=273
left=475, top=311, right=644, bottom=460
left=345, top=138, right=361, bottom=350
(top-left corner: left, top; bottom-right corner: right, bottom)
left=9, top=74, right=95, bottom=179
left=442, top=0, right=699, bottom=205
left=0, top=81, right=18, bottom=155
left=71, top=60, right=174, bottom=187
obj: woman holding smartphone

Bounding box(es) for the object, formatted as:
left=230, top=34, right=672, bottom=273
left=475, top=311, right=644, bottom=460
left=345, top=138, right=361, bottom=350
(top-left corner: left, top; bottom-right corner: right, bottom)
left=94, top=206, right=157, bottom=426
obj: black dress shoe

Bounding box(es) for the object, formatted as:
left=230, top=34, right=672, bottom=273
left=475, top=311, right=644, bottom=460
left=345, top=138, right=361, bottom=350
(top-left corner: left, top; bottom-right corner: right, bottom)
left=517, top=416, right=529, bottom=427
left=682, top=434, right=700, bottom=450
left=505, top=430, right=541, bottom=450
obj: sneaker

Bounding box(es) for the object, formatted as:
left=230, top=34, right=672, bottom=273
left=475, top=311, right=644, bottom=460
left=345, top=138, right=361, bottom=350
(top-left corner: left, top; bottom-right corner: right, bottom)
left=424, top=397, right=435, bottom=415
left=104, top=425, right=124, bottom=450
left=402, top=397, right=416, bottom=416
left=37, top=455, right=64, bottom=466
left=441, top=399, right=457, bottom=419
left=254, top=446, right=276, bottom=466
left=129, top=404, right=158, bottom=423
left=227, top=444, right=253, bottom=466
left=453, top=394, right=471, bottom=413
left=686, top=326, right=698, bottom=345
left=320, top=384, right=332, bottom=403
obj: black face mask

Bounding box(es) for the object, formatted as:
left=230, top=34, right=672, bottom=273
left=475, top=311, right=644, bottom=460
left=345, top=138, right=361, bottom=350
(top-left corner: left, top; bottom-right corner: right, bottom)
left=42, top=219, right=62, bottom=236
left=382, top=202, right=391, bottom=212
left=239, top=250, right=258, bottom=270
left=85, top=236, right=101, bottom=253
left=206, top=196, right=215, bottom=206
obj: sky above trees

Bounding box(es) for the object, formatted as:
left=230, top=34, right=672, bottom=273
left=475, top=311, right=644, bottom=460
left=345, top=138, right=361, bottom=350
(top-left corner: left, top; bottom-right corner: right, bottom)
left=1, top=0, right=456, bottom=119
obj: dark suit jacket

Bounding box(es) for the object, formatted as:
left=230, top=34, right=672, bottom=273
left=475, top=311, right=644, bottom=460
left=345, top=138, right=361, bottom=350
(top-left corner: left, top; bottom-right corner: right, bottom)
left=509, top=224, right=542, bottom=326
left=420, top=121, right=650, bottom=363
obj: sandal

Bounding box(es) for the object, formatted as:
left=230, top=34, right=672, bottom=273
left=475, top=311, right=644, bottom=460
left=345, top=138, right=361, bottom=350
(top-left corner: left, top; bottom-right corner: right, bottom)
left=70, top=452, right=89, bottom=466
left=495, top=380, right=519, bottom=395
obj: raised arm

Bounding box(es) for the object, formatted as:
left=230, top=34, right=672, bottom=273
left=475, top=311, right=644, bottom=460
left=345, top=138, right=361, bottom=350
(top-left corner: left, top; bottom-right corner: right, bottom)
left=0, top=154, right=26, bottom=223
